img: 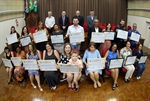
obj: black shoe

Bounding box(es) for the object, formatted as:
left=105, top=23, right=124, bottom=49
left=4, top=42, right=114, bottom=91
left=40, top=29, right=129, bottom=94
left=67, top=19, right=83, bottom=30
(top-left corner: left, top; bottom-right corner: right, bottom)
left=112, top=84, right=116, bottom=90
left=74, top=87, right=79, bottom=92
left=124, top=79, right=130, bottom=83
left=60, top=77, right=67, bottom=82
left=115, top=83, right=119, bottom=87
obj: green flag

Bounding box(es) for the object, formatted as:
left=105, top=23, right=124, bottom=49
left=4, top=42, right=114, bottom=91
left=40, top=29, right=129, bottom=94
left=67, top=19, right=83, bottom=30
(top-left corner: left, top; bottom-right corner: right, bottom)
left=34, top=0, right=37, bottom=12
left=29, top=0, right=34, bottom=12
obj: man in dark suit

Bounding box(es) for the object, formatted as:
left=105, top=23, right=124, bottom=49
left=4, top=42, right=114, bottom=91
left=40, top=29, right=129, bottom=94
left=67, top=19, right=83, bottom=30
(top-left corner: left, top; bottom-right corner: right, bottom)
left=87, top=10, right=97, bottom=30
left=58, top=11, right=70, bottom=33
left=72, top=10, right=84, bottom=26
left=89, top=19, right=102, bottom=49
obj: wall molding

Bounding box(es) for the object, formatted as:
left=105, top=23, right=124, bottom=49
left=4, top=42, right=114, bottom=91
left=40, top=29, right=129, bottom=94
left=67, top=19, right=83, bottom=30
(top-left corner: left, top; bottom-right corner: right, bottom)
left=0, top=10, right=24, bottom=15
left=128, top=8, right=150, bottom=11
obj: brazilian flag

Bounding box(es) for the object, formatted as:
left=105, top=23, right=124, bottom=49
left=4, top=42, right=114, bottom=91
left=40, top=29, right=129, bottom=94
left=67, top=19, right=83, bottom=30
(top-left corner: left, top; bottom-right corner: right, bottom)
left=29, top=0, right=34, bottom=12
left=34, top=0, right=37, bottom=12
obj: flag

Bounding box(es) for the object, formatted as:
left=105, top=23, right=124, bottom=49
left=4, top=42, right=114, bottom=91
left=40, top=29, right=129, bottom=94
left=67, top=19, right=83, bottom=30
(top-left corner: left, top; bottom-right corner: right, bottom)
left=29, top=0, right=34, bottom=12
left=25, top=0, right=29, bottom=13
left=34, top=0, right=37, bottom=12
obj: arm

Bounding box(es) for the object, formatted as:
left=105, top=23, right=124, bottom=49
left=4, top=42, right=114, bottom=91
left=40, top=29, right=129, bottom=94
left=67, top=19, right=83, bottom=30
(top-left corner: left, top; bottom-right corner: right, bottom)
left=117, top=50, right=120, bottom=58
left=3, top=53, right=6, bottom=58
left=51, top=17, right=55, bottom=27
left=82, top=50, right=88, bottom=68
left=11, top=51, right=14, bottom=57
left=81, top=16, right=84, bottom=26
left=37, top=50, right=42, bottom=60
left=43, top=50, right=46, bottom=60
left=54, top=50, right=60, bottom=63
left=45, top=18, right=49, bottom=28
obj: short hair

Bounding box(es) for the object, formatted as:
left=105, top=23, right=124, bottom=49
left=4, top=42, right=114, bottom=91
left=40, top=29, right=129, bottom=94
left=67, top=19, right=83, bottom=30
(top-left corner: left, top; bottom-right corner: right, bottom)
left=71, top=51, right=79, bottom=56
left=4, top=47, right=10, bottom=52
left=88, top=42, right=96, bottom=51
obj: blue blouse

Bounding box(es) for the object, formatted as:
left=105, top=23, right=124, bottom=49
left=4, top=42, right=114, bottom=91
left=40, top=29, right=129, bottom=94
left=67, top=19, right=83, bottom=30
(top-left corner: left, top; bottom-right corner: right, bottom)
left=106, top=50, right=118, bottom=62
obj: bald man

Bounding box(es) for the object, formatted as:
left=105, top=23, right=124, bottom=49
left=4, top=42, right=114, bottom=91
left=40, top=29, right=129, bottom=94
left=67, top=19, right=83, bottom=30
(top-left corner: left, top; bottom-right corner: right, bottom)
left=72, top=10, right=84, bottom=26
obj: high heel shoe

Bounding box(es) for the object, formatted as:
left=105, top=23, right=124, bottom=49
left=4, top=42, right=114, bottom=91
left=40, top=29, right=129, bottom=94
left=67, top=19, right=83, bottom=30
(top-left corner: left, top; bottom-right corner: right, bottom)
left=97, top=82, right=101, bottom=87
left=31, top=83, right=37, bottom=88
left=38, top=86, right=43, bottom=91
left=112, top=84, right=116, bottom=90
left=115, top=83, right=119, bottom=87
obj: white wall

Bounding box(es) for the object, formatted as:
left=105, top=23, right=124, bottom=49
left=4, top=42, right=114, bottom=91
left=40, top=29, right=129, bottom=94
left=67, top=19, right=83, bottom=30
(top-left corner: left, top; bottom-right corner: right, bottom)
left=0, top=17, right=25, bottom=54
left=127, top=15, right=150, bottom=49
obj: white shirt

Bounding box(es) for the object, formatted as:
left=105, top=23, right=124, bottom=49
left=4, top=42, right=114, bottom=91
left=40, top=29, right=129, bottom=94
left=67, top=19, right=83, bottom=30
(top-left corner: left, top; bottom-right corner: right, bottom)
left=95, top=27, right=99, bottom=32
left=45, top=16, right=55, bottom=28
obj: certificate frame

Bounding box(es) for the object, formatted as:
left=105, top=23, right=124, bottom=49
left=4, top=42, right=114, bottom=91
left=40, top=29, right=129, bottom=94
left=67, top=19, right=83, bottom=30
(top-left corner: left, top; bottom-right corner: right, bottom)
left=20, top=35, right=31, bottom=46
left=59, top=64, right=80, bottom=73
left=117, top=30, right=128, bottom=40
left=51, top=35, right=64, bottom=44
left=91, top=32, right=105, bottom=43
left=11, top=57, right=22, bottom=67
left=6, top=33, right=18, bottom=45
left=138, top=55, right=148, bottom=64
left=130, top=32, right=141, bottom=42
left=33, top=31, right=47, bottom=43
left=2, top=58, right=13, bottom=67
left=22, top=60, right=39, bottom=70
left=69, top=32, right=85, bottom=43
left=104, top=32, right=115, bottom=40
left=125, top=56, right=137, bottom=66
left=109, top=58, right=124, bottom=69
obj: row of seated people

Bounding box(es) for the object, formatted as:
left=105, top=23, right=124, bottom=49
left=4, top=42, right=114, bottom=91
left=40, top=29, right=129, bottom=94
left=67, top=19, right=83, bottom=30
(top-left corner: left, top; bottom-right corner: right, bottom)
left=4, top=41, right=146, bottom=92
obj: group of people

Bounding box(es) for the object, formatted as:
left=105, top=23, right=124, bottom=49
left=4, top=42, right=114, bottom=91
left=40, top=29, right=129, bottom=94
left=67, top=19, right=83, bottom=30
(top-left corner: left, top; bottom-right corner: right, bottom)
left=3, top=10, right=146, bottom=92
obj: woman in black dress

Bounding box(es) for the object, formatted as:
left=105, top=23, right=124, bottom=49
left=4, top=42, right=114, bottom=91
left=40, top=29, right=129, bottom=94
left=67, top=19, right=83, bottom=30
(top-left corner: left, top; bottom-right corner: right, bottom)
left=43, top=42, right=60, bottom=90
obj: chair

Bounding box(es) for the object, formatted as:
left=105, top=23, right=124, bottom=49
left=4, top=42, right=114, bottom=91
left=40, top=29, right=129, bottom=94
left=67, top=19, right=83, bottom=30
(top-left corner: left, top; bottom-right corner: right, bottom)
left=127, top=26, right=132, bottom=31
left=83, top=22, right=88, bottom=32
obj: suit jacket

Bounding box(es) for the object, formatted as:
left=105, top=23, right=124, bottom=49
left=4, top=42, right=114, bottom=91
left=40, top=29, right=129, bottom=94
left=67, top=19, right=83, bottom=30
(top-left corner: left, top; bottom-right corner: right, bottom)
left=87, top=16, right=97, bottom=29
left=89, top=26, right=102, bottom=39
left=58, top=16, right=70, bottom=30
left=72, top=15, right=84, bottom=26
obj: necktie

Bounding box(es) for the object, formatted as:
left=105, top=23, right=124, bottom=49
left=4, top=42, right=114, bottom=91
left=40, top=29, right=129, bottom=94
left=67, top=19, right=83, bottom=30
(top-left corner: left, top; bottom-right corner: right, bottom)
left=63, top=16, right=65, bottom=25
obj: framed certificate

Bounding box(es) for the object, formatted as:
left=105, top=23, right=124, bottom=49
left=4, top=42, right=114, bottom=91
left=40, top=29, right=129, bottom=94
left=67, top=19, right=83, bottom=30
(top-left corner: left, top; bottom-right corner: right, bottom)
left=69, top=32, right=84, bottom=43
left=33, top=31, right=47, bottom=43
left=11, top=57, right=22, bottom=66
left=130, top=32, right=140, bottom=42
left=2, top=58, right=13, bottom=67
left=87, top=58, right=105, bottom=70
left=104, top=32, right=115, bottom=40
left=20, top=36, right=31, bottom=46
left=22, top=60, right=39, bottom=70
left=125, top=56, right=137, bottom=66
left=59, top=64, right=79, bottom=73
left=38, top=60, right=57, bottom=71
left=91, top=32, right=105, bottom=43
left=139, top=56, right=148, bottom=64
left=109, top=58, right=124, bottom=69
left=6, top=33, right=18, bottom=45
left=117, top=30, right=128, bottom=40
left=51, top=35, right=64, bottom=44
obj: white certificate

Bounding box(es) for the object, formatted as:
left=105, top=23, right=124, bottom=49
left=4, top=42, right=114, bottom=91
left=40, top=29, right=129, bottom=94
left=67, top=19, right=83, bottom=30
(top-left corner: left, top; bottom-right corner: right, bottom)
left=22, top=60, right=38, bottom=70
left=6, top=33, right=18, bottom=45
left=87, top=58, right=105, bottom=70
left=109, top=58, right=124, bottom=69
left=117, top=30, right=128, bottom=40
left=20, top=36, right=31, bottom=46
left=33, top=31, right=47, bottom=43
left=104, top=32, right=115, bottom=40
left=2, top=58, right=13, bottom=67
left=125, top=56, right=137, bottom=65
left=130, top=32, right=140, bottom=42
left=91, top=32, right=105, bottom=43
left=11, top=57, right=22, bottom=66
left=69, top=32, right=84, bottom=43
left=51, top=35, right=64, bottom=44
left=38, top=60, right=57, bottom=71
left=139, top=56, right=148, bottom=64
left=59, top=64, right=79, bottom=73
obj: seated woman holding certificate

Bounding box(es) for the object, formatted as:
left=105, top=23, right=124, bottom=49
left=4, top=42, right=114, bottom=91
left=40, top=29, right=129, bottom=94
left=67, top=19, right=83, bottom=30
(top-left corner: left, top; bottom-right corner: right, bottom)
left=99, top=23, right=113, bottom=54
left=82, top=42, right=102, bottom=88
left=26, top=43, right=43, bottom=91
left=3, top=47, right=14, bottom=84
left=14, top=47, right=26, bottom=86
left=133, top=43, right=146, bottom=79
left=104, top=43, right=119, bottom=90
left=67, top=51, right=83, bottom=92
left=51, top=24, right=64, bottom=53
left=43, top=42, right=60, bottom=90
left=120, top=41, right=135, bottom=82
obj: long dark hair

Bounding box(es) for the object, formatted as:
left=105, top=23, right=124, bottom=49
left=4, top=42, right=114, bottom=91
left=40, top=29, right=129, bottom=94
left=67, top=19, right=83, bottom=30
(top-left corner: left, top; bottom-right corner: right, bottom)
left=21, top=26, right=29, bottom=36
left=106, top=23, right=112, bottom=31
left=45, top=42, right=54, bottom=51
left=10, top=26, right=17, bottom=34
left=109, top=43, right=117, bottom=53
left=4, top=47, right=11, bottom=53
left=37, top=21, right=44, bottom=31
left=28, top=43, right=37, bottom=55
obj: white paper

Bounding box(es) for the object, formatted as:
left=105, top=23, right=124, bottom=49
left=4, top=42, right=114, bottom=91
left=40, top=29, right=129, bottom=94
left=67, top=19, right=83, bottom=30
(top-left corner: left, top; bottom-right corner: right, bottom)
left=69, top=32, right=84, bottom=43
left=38, top=60, right=57, bottom=71
left=20, top=36, right=31, bottom=46
left=117, top=30, right=128, bottom=40
left=51, top=35, right=64, bottom=44
left=91, top=32, right=105, bottom=43
left=22, top=60, right=38, bottom=70
left=130, top=32, right=140, bottom=42
left=2, top=58, right=13, bottom=67
left=139, top=56, right=148, bottom=64
left=87, top=58, right=105, bottom=70
left=104, top=32, right=115, bottom=40
left=6, top=33, right=18, bottom=45
left=125, top=56, right=137, bottom=65
left=11, top=57, right=22, bottom=66
left=59, top=64, right=79, bottom=73
left=33, top=31, right=47, bottom=43
left=109, top=59, right=124, bottom=69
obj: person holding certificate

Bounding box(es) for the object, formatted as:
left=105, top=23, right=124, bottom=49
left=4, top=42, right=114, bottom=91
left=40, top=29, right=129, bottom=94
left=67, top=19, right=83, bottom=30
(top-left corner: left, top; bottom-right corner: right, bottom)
left=133, top=43, right=146, bottom=79
left=26, top=43, right=43, bottom=91
left=120, top=41, right=135, bottom=82
left=51, top=24, right=64, bottom=53
left=99, top=23, right=113, bottom=54
left=3, top=47, right=14, bottom=84
left=67, top=51, right=83, bottom=92
left=104, top=43, right=119, bottom=90
left=43, top=42, right=60, bottom=90
left=128, top=23, right=140, bottom=48
left=66, top=17, right=84, bottom=50
left=14, top=47, right=26, bottom=86
left=114, top=19, right=127, bottom=50
left=82, top=42, right=102, bottom=88
left=59, top=43, right=72, bottom=81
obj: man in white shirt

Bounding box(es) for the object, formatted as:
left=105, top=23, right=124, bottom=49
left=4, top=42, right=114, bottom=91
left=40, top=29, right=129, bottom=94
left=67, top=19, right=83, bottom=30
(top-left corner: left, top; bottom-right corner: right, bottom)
left=66, top=17, right=84, bottom=50
left=45, top=11, right=55, bottom=34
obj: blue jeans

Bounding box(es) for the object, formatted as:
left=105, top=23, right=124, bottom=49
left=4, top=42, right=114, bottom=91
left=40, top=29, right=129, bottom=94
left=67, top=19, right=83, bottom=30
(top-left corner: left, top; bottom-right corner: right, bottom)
left=136, top=63, right=146, bottom=77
